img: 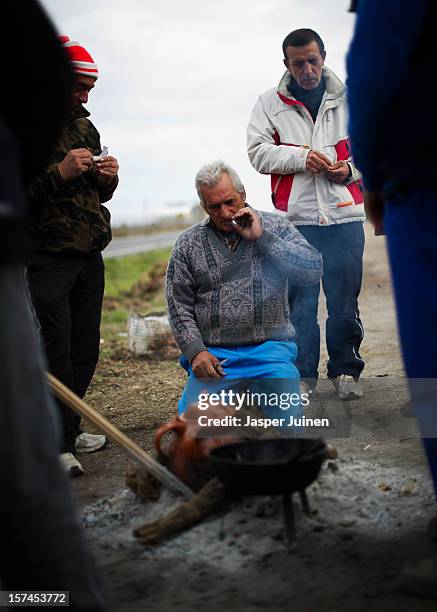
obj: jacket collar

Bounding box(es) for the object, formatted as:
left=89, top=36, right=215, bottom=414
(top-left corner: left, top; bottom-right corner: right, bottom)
left=70, top=104, right=90, bottom=122
left=277, top=66, right=345, bottom=106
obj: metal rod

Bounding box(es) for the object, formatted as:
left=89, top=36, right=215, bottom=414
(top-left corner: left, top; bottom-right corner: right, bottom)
left=282, top=494, right=296, bottom=548
left=299, top=490, right=311, bottom=516
left=218, top=513, right=226, bottom=541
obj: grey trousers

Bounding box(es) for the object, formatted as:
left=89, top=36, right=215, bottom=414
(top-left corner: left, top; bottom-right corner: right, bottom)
left=0, top=264, right=106, bottom=611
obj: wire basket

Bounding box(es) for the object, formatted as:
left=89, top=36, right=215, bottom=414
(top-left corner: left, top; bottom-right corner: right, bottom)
left=127, top=313, right=179, bottom=359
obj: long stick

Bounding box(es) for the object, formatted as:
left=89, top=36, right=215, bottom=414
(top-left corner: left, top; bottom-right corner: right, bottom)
left=47, top=372, right=194, bottom=500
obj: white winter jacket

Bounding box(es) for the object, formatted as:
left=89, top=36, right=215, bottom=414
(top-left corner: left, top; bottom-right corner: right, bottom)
left=247, top=67, right=365, bottom=226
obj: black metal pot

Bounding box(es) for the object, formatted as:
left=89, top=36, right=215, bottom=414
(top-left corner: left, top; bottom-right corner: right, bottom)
left=207, top=438, right=326, bottom=496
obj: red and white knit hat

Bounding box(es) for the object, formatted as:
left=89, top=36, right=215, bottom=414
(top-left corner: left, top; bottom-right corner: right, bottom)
left=59, top=35, right=98, bottom=79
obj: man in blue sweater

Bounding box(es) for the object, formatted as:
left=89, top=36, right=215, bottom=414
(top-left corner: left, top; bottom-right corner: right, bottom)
left=347, top=0, right=437, bottom=597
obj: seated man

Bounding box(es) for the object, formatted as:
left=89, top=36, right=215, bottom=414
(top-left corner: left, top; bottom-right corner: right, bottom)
left=166, top=160, right=323, bottom=428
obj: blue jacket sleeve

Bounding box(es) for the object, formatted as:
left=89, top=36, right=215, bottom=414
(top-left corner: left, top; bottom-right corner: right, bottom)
left=347, top=0, right=428, bottom=191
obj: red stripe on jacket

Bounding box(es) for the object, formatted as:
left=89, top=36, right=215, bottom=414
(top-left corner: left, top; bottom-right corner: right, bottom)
left=271, top=174, right=294, bottom=211
left=334, top=138, right=351, bottom=161
left=277, top=92, right=305, bottom=107
left=335, top=138, right=364, bottom=204
left=346, top=181, right=364, bottom=204
left=271, top=130, right=297, bottom=211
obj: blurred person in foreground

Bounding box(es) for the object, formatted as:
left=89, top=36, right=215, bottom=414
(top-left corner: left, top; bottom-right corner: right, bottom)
left=0, top=1, right=106, bottom=608
left=347, top=0, right=437, bottom=597
left=25, top=35, right=120, bottom=476
left=247, top=28, right=366, bottom=401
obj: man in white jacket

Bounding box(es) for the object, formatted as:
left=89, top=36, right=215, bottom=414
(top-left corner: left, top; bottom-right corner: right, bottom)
left=247, top=28, right=365, bottom=400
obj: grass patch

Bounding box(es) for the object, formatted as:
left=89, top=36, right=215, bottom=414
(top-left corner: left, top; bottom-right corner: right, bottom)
left=101, top=307, right=129, bottom=333
left=104, top=247, right=172, bottom=298
left=100, top=248, right=172, bottom=353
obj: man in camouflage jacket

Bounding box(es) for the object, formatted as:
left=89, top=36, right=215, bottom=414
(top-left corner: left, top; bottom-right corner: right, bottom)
left=27, top=104, right=115, bottom=254
left=26, top=37, right=119, bottom=476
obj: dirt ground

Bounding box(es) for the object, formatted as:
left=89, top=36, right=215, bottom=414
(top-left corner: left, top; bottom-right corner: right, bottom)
left=72, top=224, right=437, bottom=611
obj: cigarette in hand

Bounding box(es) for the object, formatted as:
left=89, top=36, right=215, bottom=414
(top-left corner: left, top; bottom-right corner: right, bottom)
left=213, top=358, right=229, bottom=371
left=231, top=216, right=252, bottom=228
left=93, top=145, right=109, bottom=162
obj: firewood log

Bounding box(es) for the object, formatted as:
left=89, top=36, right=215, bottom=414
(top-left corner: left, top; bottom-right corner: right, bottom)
left=133, top=478, right=226, bottom=544
left=125, top=464, right=162, bottom=502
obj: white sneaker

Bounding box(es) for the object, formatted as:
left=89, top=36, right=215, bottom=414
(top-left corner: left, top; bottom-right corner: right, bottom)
left=332, top=375, right=363, bottom=400
left=75, top=432, right=106, bottom=454
left=60, top=452, right=84, bottom=477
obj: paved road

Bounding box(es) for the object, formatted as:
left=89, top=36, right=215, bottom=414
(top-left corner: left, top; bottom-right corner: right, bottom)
left=103, top=229, right=182, bottom=258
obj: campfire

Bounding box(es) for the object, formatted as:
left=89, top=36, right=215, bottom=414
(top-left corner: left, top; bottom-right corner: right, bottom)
left=128, top=404, right=336, bottom=549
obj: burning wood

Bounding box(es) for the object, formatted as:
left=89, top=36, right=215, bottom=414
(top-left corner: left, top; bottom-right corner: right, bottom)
left=125, top=400, right=338, bottom=546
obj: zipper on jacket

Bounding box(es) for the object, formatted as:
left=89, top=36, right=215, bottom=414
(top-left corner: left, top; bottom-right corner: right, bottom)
left=294, top=104, right=314, bottom=128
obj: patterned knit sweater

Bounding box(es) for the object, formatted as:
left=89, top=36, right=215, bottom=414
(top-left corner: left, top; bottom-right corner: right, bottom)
left=166, top=210, right=323, bottom=360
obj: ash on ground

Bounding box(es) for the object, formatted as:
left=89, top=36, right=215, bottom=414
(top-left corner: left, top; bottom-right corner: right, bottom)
left=81, top=458, right=437, bottom=612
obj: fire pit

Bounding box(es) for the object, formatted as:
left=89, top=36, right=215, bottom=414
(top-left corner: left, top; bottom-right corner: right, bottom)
left=208, top=438, right=327, bottom=547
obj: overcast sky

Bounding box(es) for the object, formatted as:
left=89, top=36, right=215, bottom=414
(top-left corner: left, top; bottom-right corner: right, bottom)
left=40, top=0, right=356, bottom=226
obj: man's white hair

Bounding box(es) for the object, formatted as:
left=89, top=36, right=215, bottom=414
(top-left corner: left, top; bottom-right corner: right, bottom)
left=195, top=160, right=245, bottom=206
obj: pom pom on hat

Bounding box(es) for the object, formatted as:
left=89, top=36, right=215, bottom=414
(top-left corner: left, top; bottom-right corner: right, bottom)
left=60, top=35, right=98, bottom=78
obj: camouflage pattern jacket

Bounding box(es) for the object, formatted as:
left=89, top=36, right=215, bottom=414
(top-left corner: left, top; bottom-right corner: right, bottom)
left=27, top=105, right=118, bottom=256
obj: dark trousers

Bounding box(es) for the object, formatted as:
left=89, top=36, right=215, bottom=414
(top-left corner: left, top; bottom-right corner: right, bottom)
left=384, top=190, right=437, bottom=496
left=27, top=251, right=105, bottom=453
left=289, top=222, right=365, bottom=380
left=0, top=264, right=106, bottom=610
